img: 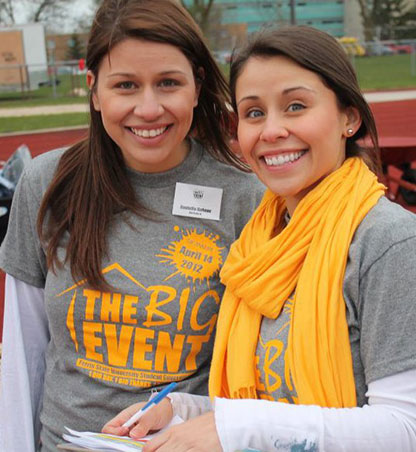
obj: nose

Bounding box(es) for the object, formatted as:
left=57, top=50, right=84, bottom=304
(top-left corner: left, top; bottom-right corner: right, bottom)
left=260, top=115, right=289, bottom=142
left=133, top=88, right=164, bottom=121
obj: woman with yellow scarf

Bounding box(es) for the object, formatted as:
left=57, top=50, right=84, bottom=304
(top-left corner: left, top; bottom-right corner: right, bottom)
left=104, top=26, right=416, bottom=452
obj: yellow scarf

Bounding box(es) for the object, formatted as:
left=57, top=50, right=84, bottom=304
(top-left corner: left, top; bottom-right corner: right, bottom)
left=209, top=157, right=385, bottom=407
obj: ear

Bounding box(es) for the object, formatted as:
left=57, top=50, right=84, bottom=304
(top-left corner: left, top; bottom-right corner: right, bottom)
left=229, top=138, right=247, bottom=163
left=343, top=106, right=361, bottom=137
left=194, top=67, right=205, bottom=107
left=87, top=70, right=101, bottom=111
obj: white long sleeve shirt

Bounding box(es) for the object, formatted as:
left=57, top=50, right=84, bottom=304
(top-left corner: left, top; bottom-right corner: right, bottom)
left=168, top=372, right=416, bottom=451
left=0, top=274, right=48, bottom=452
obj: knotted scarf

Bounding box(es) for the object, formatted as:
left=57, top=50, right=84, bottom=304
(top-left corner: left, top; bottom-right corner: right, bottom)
left=209, top=157, right=385, bottom=407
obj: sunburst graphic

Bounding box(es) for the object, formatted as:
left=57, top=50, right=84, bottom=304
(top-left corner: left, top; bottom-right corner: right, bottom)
left=157, top=226, right=224, bottom=286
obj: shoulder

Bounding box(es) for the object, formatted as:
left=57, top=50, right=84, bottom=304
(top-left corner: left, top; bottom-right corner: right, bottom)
left=26, top=147, right=66, bottom=176
left=21, top=147, right=66, bottom=192
left=355, top=196, right=416, bottom=242
left=350, top=196, right=416, bottom=273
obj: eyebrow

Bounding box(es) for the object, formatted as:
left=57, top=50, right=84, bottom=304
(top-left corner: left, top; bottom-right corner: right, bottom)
left=107, top=70, right=187, bottom=78
left=237, top=85, right=316, bottom=106
left=283, top=86, right=316, bottom=95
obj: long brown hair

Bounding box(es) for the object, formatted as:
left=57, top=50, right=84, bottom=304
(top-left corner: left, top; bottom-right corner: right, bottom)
left=38, top=0, right=241, bottom=290
left=229, top=26, right=382, bottom=175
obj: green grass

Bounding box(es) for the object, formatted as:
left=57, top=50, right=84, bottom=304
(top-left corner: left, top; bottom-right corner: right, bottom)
left=0, top=113, right=89, bottom=134
left=221, top=55, right=416, bottom=91
left=354, top=54, right=416, bottom=91
left=0, top=73, right=89, bottom=108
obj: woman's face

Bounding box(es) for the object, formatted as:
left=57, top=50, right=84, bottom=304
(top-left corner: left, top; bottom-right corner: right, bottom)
left=235, top=55, right=360, bottom=214
left=87, top=38, right=200, bottom=173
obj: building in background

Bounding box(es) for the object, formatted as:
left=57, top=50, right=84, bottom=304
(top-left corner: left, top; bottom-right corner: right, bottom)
left=219, top=0, right=345, bottom=35
left=45, top=33, right=88, bottom=62
left=197, top=0, right=351, bottom=50
left=196, top=0, right=354, bottom=49
left=193, top=0, right=416, bottom=51
left=0, top=23, right=48, bottom=91
left=344, top=1, right=363, bottom=41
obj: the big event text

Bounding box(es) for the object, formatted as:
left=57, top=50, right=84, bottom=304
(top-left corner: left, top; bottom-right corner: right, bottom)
left=71, top=287, right=220, bottom=373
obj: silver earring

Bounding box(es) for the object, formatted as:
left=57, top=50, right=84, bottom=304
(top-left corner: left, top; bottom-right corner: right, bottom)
left=347, top=128, right=354, bottom=136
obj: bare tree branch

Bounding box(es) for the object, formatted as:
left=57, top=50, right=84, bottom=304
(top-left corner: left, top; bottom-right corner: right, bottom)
left=0, top=0, right=16, bottom=25
left=180, top=0, right=216, bottom=32
left=356, top=0, right=414, bottom=40
left=29, top=0, right=71, bottom=23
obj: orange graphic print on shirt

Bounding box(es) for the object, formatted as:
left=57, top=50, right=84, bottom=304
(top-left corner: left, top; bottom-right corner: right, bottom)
left=255, top=295, right=298, bottom=403
left=157, top=226, right=224, bottom=286
left=59, top=226, right=224, bottom=389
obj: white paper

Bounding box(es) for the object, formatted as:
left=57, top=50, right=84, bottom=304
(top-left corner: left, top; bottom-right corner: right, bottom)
left=62, top=415, right=183, bottom=452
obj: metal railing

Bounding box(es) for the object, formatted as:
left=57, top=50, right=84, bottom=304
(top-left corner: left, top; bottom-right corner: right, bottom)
left=0, top=60, right=87, bottom=99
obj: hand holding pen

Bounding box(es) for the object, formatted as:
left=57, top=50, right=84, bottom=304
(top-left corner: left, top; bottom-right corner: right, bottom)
left=123, top=382, right=177, bottom=428
left=102, top=382, right=177, bottom=439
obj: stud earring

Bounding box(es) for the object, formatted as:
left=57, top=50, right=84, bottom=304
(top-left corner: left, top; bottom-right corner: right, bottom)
left=347, top=128, right=354, bottom=136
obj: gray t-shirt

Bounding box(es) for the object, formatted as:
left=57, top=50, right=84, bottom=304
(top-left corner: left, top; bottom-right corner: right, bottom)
left=256, top=197, right=416, bottom=406
left=0, top=140, right=264, bottom=451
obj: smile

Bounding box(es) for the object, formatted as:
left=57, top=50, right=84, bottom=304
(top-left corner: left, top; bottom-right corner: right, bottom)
left=129, top=126, right=169, bottom=138
left=264, top=150, right=307, bottom=167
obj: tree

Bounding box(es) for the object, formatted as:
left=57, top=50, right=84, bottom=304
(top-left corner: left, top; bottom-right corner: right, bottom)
left=0, top=0, right=74, bottom=31
left=30, top=0, right=71, bottom=24
left=180, top=0, right=216, bottom=33
left=0, top=0, right=15, bottom=25
left=87, top=0, right=217, bottom=35
left=356, top=0, right=415, bottom=40
left=393, top=3, right=416, bottom=39
left=66, top=33, right=85, bottom=60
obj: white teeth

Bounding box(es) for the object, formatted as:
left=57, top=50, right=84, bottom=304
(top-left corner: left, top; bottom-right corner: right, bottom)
left=130, top=126, right=168, bottom=138
left=264, top=151, right=306, bottom=167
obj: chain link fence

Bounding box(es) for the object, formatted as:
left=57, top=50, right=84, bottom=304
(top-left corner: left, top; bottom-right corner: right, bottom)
left=0, top=60, right=87, bottom=100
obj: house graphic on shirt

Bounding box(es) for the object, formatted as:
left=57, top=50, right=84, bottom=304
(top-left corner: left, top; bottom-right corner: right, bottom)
left=57, top=263, right=150, bottom=354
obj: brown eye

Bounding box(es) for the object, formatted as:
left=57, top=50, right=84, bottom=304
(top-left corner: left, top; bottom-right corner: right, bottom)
left=116, top=81, right=135, bottom=89
left=160, top=79, right=179, bottom=88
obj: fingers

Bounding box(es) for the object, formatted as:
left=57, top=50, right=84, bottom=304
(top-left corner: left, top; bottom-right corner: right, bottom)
left=142, top=429, right=171, bottom=452
left=128, top=414, right=158, bottom=440
left=142, top=412, right=221, bottom=452
left=102, top=402, right=143, bottom=435
left=102, top=397, right=174, bottom=442
left=129, top=398, right=174, bottom=439
left=102, top=424, right=129, bottom=436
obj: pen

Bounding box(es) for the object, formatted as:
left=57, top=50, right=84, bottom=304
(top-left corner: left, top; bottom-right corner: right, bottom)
left=123, top=382, right=177, bottom=428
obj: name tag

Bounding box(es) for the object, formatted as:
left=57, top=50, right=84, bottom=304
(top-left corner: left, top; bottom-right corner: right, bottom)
left=172, top=182, right=223, bottom=221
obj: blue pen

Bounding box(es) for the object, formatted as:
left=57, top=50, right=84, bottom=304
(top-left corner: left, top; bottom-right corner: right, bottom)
left=123, top=382, right=177, bottom=428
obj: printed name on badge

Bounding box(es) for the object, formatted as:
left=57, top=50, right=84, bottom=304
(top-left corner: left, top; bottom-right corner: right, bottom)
left=172, top=182, right=223, bottom=221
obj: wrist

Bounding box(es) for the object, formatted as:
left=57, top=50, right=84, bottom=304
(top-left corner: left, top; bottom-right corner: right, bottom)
left=166, top=393, right=176, bottom=418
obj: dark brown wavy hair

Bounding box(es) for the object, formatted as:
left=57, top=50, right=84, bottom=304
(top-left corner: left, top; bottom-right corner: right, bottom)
left=229, top=26, right=382, bottom=175
left=37, top=0, right=242, bottom=290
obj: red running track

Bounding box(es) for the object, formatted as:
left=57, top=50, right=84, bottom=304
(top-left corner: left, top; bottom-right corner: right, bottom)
left=0, top=99, right=415, bottom=339
left=0, top=126, right=88, bottom=161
